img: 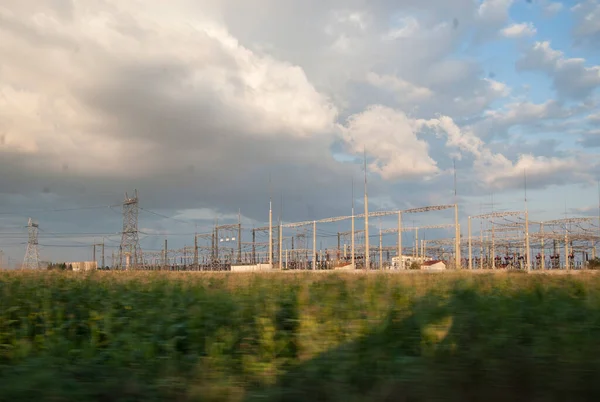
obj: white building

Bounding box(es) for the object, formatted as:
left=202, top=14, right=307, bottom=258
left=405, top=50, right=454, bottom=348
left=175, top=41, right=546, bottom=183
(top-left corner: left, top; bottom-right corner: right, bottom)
left=421, top=260, right=447, bottom=270
left=391, top=255, right=433, bottom=269
left=230, top=263, right=273, bottom=272
left=67, top=261, right=98, bottom=272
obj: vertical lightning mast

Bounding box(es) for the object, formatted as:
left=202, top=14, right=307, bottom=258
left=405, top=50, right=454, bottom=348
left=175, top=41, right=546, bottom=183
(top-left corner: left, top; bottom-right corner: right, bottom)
left=364, top=149, right=370, bottom=270
left=525, top=169, right=531, bottom=272
left=351, top=178, right=355, bottom=269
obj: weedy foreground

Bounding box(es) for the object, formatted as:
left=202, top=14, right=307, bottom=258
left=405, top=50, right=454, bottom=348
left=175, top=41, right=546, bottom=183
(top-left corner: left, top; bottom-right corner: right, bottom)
left=2, top=270, right=600, bottom=402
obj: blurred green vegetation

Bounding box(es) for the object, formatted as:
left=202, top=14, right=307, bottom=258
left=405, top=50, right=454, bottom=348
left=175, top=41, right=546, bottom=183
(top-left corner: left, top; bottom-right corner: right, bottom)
left=1, top=271, right=600, bottom=401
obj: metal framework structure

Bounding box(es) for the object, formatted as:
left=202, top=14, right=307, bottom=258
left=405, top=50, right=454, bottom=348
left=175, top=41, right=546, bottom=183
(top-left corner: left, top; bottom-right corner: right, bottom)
left=22, top=218, right=40, bottom=269
left=118, top=190, right=143, bottom=270
left=466, top=211, right=527, bottom=270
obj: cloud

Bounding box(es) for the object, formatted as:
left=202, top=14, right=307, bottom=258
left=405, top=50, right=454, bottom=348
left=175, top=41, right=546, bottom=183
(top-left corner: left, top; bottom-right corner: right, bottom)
left=542, top=1, right=563, bottom=17
left=339, top=105, right=595, bottom=193
left=516, top=41, right=600, bottom=100
left=500, top=22, right=537, bottom=38
left=469, top=99, right=589, bottom=141
left=569, top=204, right=600, bottom=217
left=0, top=1, right=357, bottom=227
left=475, top=154, right=594, bottom=190
left=0, top=0, right=597, bottom=263
left=588, top=112, right=600, bottom=125
left=572, top=0, right=600, bottom=46
left=365, top=72, right=433, bottom=104
left=339, top=105, right=439, bottom=180
left=579, top=129, right=600, bottom=148
left=477, top=0, right=515, bottom=27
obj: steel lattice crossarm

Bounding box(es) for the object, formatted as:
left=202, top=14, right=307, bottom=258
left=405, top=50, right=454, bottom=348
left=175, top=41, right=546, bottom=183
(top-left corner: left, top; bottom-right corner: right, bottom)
left=494, top=222, right=525, bottom=228
left=282, top=220, right=315, bottom=229
left=427, top=238, right=456, bottom=246
left=403, top=204, right=455, bottom=214
left=462, top=234, right=525, bottom=245
left=281, top=215, right=355, bottom=228
left=270, top=204, right=456, bottom=230
left=338, top=229, right=365, bottom=236
left=214, top=224, right=240, bottom=230
left=485, top=226, right=524, bottom=233
left=354, top=204, right=455, bottom=219
left=253, top=226, right=274, bottom=232
left=471, top=211, right=524, bottom=220
left=530, top=232, right=599, bottom=241
left=195, top=233, right=214, bottom=239
left=354, top=210, right=398, bottom=219
left=316, top=215, right=354, bottom=224
left=377, top=246, right=399, bottom=252
left=538, top=227, right=599, bottom=237
left=380, top=223, right=455, bottom=234
left=544, top=217, right=594, bottom=226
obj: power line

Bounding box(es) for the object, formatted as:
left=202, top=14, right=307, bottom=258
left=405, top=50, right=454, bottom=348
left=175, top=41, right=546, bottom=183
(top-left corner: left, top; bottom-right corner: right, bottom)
left=0, top=204, right=120, bottom=216
left=138, top=207, right=192, bottom=225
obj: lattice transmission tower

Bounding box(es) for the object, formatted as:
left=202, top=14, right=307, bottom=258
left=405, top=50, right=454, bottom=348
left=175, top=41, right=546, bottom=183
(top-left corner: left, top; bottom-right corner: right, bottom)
left=118, top=190, right=142, bottom=270
left=22, top=218, right=40, bottom=269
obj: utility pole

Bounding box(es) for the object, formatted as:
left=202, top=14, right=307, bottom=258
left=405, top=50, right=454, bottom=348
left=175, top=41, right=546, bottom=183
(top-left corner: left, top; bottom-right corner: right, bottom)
left=415, top=228, right=419, bottom=259
left=397, top=212, right=402, bottom=269
left=480, top=220, right=484, bottom=270
left=565, top=229, right=569, bottom=270
left=468, top=216, right=472, bottom=270
left=101, top=241, right=105, bottom=269
left=540, top=222, right=545, bottom=270
left=277, top=196, right=282, bottom=269
left=312, top=220, right=317, bottom=270
left=279, top=223, right=283, bottom=269
left=453, top=160, right=460, bottom=269
left=252, top=229, right=256, bottom=264
left=215, top=219, right=219, bottom=266
left=238, top=210, right=242, bottom=264
left=351, top=179, right=355, bottom=269
left=524, top=169, right=531, bottom=272
left=268, top=185, right=273, bottom=269
left=363, top=149, right=370, bottom=270
left=454, top=204, right=460, bottom=269
left=337, top=232, right=341, bottom=262
left=379, top=224, right=383, bottom=270
left=194, top=234, right=199, bottom=270
left=492, top=220, right=495, bottom=269
left=163, top=238, right=168, bottom=270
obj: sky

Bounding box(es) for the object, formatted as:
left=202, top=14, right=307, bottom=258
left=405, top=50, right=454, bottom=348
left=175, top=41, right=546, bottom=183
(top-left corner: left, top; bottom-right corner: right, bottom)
left=1, top=0, right=600, bottom=265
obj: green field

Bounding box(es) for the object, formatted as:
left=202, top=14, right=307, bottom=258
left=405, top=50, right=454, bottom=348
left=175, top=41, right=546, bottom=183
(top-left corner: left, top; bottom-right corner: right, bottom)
left=2, top=271, right=600, bottom=401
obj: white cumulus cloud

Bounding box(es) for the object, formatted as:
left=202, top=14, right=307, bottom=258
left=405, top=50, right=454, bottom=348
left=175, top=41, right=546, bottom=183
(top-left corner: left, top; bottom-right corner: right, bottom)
left=501, top=22, right=537, bottom=38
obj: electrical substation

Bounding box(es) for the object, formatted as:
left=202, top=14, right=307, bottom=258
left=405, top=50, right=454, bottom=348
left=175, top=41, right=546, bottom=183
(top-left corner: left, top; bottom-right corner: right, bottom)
left=12, top=185, right=598, bottom=272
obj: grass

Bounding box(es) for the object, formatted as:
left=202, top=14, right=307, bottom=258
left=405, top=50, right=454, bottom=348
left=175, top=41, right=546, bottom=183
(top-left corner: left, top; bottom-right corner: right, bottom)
left=1, top=270, right=600, bottom=401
